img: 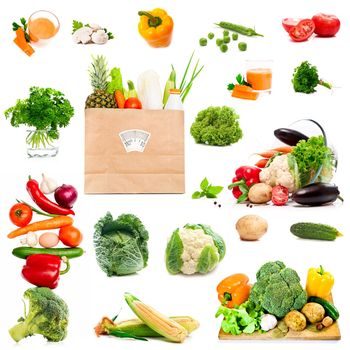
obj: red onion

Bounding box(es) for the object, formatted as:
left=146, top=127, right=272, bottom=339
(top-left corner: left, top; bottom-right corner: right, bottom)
left=54, top=184, right=78, bottom=209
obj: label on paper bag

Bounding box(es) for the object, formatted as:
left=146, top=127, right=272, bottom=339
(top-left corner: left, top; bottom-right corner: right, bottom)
left=119, top=129, right=151, bottom=153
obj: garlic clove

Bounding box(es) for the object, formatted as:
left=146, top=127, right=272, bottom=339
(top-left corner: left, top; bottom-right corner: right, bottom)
left=40, top=173, right=59, bottom=194
left=21, top=232, right=38, bottom=247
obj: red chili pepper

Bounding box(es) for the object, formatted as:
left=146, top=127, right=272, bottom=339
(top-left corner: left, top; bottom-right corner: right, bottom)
left=21, top=254, right=70, bottom=289
left=26, top=176, right=75, bottom=216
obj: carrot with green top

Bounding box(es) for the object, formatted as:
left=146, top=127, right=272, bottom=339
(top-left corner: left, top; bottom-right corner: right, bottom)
left=14, top=28, right=35, bottom=56
left=8, top=216, right=73, bottom=239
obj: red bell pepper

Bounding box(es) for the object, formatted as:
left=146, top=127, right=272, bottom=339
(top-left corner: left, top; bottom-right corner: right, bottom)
left=228, top=166, right=261, bottom=203
left=26, top=176, right=75, bottom=216
left=21, top=254, right=70, bottom=289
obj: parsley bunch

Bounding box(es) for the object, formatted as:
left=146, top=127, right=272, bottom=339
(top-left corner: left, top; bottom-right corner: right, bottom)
left=5, top=87, right=74, bottom=146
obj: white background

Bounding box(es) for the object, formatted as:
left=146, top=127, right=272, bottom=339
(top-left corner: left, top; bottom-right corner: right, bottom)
left=0, top=0, right=349, bottom=349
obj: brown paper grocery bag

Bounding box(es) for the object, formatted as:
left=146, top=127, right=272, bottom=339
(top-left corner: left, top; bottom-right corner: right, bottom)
left=85, top=108, right=185, bottom=194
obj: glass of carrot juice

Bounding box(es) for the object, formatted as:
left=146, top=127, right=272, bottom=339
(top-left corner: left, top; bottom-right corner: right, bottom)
left=246, top=60, right=273, bottom=93
left=28, top=10, right=60, bottom=42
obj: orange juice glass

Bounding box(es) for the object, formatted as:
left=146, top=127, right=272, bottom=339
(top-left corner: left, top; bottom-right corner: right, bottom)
left=246, top=60, right=273, bottom=93
left=28, top=10, right=60, bottom=42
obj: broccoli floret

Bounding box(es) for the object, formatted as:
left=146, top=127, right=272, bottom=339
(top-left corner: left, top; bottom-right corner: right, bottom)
left=9, top=287, right=68, bottom=343
left=94, top=212, right=149, bottom=276
left=249, top=261, right=307, bottom=318
left=292, top=61, right=332, bottom=94
left=190, top=106, right=243, bottom=146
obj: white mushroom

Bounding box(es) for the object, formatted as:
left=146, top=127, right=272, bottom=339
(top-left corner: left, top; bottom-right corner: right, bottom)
left=89, top=23, right=102, bottom=31
left=72, top=26, right=93, bottom=44
left=20, top=232, right=38, bottom=248
left=91, top=29, right=109, bottom=44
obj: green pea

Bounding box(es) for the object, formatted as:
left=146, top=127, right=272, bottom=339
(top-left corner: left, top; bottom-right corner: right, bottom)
left=220, top=44, right=228, bottom=53
left=223, top=30, right=230, bottom=37
left=216, top=38, right=223, bottom=46
left=223, top=36, right=230, bottom=44
left=232, top=33, right=238, bottom=41
left=238, top=42, right=247, bottom=51
left=199, top=38, right=208, bottom=46
left=208, top=32, right=215, bottom=39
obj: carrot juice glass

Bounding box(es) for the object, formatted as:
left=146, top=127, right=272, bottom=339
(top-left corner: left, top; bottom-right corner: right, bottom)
left=28, top=10, right=60, bottom=42
left=246, top=60, right=273, bottom=93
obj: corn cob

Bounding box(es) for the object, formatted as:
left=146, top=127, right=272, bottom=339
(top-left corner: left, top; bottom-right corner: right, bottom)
left=95, top=316, right=199, bottom=338
left=124, top=293, right=188, bottom=343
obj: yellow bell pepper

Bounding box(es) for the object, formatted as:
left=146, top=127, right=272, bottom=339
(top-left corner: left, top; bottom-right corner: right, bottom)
left=138, top=8, right=174, bottom=48
left=306, top=265, right=334, bottom=299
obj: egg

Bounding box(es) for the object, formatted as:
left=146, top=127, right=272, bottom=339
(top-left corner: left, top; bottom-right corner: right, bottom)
left=39, top=232, right=60, bottom=248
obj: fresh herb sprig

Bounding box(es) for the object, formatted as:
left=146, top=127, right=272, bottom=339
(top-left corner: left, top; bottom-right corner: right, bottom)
left=192, top=177, right=223, bottom=199
left=12, top=18, right=30, bottom=42
left=227, top=74, right=252, bottom=91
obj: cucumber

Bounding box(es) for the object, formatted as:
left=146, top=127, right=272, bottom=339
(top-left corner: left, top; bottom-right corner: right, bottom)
left=308, top=296, right=340, bottom=320
left=12, top=247, right=84, bottom=259
left=290, top=223, right=341, bottom=241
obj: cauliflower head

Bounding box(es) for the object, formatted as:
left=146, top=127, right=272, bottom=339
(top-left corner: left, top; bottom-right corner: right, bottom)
left=165, top=224, right=225, bottom=275
left=259, top=154, right=297, bottom=192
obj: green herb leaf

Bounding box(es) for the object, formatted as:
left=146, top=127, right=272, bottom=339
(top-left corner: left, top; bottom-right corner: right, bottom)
left=192, top=191, right=202, bottom=199
left=72, top=20, right=84, bottom=34
left=205, top=192, right=218, bottom=199
left=207, top=185, right=224, bottom=196
left=227, top=83, right=235, bottom=91
left=200, top=177, right=209, bottom=191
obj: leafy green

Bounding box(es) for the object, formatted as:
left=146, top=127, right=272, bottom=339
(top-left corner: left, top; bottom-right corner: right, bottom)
left=292, top=61, right=332, bottom=94
left=94, top=212, right=149, bottom=276
left=9, top=287, right=68, bottom=343
left=12, top=17, right=30, bottom=42
left=192, top=177, right=223, bottom=199
left=107, top=68, right=124, bottom=94
left=249, top=261, right=307, bottom=318
left=72, top=20, right=84, bottom=33
left=190, top=106, right=243, bottom=146
left=216, top=301, right=264, bottom=335
left=291, top=136, right=334, bottom=187
left=165, top=229, right=184, bottom=274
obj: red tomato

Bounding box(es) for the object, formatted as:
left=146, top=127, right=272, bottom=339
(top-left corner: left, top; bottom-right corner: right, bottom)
left=124, top=97, right=142, bottom=109
left=289, top=19, right=315, bottom=42
left=282, top=18, right=301, bottom=33
left=59, top=225, right=83, bottom=247
left=9, top=203, right=33, bottom=227
left=312, top=13, right=340, bottom=37
left=272, top=185, right=289, bottom=206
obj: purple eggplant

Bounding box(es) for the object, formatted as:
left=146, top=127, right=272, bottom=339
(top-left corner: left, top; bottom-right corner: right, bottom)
left=274, top=128, right=309, bottom=146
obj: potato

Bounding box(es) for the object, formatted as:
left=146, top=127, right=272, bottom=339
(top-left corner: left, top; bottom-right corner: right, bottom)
left=248, top=183, right=272, bottom=204
left=284, top=310, right=307, bottom=332
left=301, top=302, right=325, bottom=324
left=235, top=215, right=268, bottom=241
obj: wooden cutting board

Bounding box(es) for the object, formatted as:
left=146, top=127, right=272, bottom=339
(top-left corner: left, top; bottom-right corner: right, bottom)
left=219, top=322, right=341, bottom=340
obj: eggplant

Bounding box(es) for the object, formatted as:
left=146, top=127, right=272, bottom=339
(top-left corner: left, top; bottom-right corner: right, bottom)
left=274, top=128, right=309, bottom=146
left=292, top=183, right=342, bottom=206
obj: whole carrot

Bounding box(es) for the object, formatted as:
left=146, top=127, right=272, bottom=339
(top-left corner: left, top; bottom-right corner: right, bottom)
left=255, top=158, right=269, bottom=168
left=272, top=146, right=294, bottom=153
left=8, top=216, right=73, bottom=239
left=257, top=150, right=278, bottom=158
left=115, top=90, right=125, bottom=108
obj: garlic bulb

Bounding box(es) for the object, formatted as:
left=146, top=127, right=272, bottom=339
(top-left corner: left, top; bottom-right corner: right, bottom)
left=40, top=174, right=58, bottom=194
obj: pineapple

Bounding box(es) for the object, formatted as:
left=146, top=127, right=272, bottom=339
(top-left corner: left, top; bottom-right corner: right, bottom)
left=85, top=55, right=117, bottom=109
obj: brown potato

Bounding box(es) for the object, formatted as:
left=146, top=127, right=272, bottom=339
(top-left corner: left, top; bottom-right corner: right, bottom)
left=284, top=310, right=307, bottom=332
left=235, top=215, right=268, bottom=241
left=301, top=302, right=325, bottom=324
left=248, top=183, right=272, bottom=204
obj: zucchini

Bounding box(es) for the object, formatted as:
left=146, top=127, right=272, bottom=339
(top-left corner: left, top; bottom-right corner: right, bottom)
left=308, top=296, right=339, bottom=320
left=290, top=223, right=341, bottom=241
left=12, top=247, right=84, bottom=259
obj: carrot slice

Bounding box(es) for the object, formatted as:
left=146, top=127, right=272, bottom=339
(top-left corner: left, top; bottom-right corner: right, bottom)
left=14, top=28, right=34, bottom=56
left=232, top=85, right=259, bottom=100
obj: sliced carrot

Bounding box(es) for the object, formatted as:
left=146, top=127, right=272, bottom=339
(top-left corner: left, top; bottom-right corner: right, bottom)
left=257, top=150, right=278, bottom=158
left=272, top=146, right=294, bottom=153
left=8, top=216, right=73, bottom=239
left=14, top=28, right=34, bottom=56
left=115, top=90, right=125, bottom=108
left=255, top=158, right=269, bottom=168
left=232, top=85, right=259, bottom=100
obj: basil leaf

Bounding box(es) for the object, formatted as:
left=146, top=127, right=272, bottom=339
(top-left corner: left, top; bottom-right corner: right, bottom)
left=200, top=177, right=209, bottom=191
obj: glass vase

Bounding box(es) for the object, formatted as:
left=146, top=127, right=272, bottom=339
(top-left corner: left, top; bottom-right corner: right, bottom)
left=26, top=128, right=59, bottom=158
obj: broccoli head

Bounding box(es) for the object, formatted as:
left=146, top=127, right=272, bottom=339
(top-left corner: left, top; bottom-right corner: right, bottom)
left=190, top=106, right=243, bottom=146
left=249, top=261, right=307, bottom=318
left=94, top=212, right=149, bottom=276
left=9, top=287, right=69, bottom=343
left=292, top=61, right=332, bottom=94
